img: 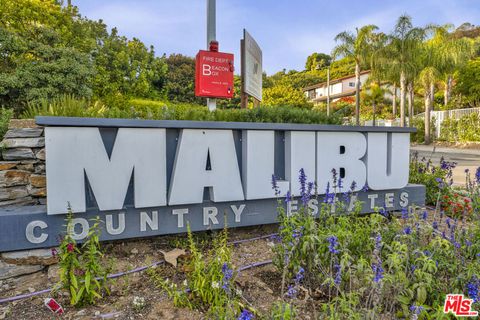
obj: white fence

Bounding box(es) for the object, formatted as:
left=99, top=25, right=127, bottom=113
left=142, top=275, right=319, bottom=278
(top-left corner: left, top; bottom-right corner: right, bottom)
left=416, top=107, right=480, bottom=138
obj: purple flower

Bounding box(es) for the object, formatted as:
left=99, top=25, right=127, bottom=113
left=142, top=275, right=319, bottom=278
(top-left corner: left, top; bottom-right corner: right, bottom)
left=285, top=191, right=292, bottom=204
left=374, top=234, right=382, bottom=251
left=331, top=168, right=338, bottom=185
left=295, top=267, right=304, bottom=283
left=334, top=263, right=342, bottom=286
left=362, top=184, right=369, bottom=192
left=299, top=168, right=307, bottom=198
left=327, top=236, right=340, bottom=254
left=467, top=278, right=479, bottom=303
left=432, top=221, right=438, bottom=230
left=237, top=309, right=254, bottom=320
left=286, top=284, right=297, bottom=298
left=271, top=174, right=280, bottom=196
left=422, top=211, right=428, bottom=220
left=403, top=226, right=412, bottom=235
left=221, top=262, right=233, bottom=290
left=372, top=263, right=384, bottom=283
left=350, top=181, right=357, bottom=191
left=410, top=305, right=424, bottom=315
left=401, top=207, right=409, bottom=220
left=476, top=167, right=480, bottom=184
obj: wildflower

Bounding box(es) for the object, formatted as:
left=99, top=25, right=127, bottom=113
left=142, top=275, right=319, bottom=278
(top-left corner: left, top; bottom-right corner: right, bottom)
left=285, top=191, right=292, bottom=204
left=466, top=240, right=472, bottom=247
left=327, top=236, right=340, bottom=254
left=301, top=181, right=313, bottom=205
left=374, top=234, right=382, bottom=251
left=334, top=263, right=342, bottom=286
left=410, top=264, right=416, bottom=273
left=410, top=305, right=424, bottom=315
left=466, top=278, right=479, bottom=303
left=286, top=284, right=297, bottom=298
left=211, top=281, right=220, bottom=289
left=271, top=174, right=280, bottom=196
left=292, top=229, right=302, bottom=239
left=51, top=248, right=58, bottom=257
left=372, top=263, right=384, bottom=283
left=432, top=221, right=438, bottom=230
left=294, top=267, right=304, bottom=283
left=446, top=217, right=451, bottom=229
left=422, top=211, right=428, bottom=220
left=403, top=226, right=412, bottom=235
left=350, top=181, right=357, bottom=191
left=362, top=184, right=369, bottom=192
left=423, top=250, right=431, bottom=256
left=331, top=168, right=338, bottom=186
left=237, top=309, right=254, bottom=320
left=476, top=167, right=480, bottom=184
left=401, top=207, right=409, bottom=220
left=132, top=296, right=146, bottom=309
left=221, top=263, right=234, bottom=290
left=299, top=168, right=307, bottom=197
left=66, top=243, right=75, bottom=253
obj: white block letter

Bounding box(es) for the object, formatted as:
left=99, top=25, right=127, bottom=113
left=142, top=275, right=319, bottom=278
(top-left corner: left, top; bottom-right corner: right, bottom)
left=169, top=130, right=244, bottom=205
left=285, top=131, right=316, bottom=195
left=367, top=133, right=409, bottom=190
left=242, top=130, right=289, bottom=199
left=317, top=132, right=366, bottom=194
left=46, top=127, right=167, bottom=214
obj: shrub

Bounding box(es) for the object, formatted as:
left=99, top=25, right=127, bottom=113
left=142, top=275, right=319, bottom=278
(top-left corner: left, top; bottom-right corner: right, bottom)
left=410, top=116, right=436, bottom=144
left=0, top=108, right=13, bottom=140
left=22, top=96, right=341, bottom=125
left=440, top=112, right=480, bottom=142
left=56, top=207, right=111, bottom=307
left=273, top=168, right=480, bottom=319
left=149, top=224, right=249, bottom=319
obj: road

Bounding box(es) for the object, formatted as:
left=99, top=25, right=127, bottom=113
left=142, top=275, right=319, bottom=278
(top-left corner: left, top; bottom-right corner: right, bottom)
left=411, top=145, right=480, bottom=186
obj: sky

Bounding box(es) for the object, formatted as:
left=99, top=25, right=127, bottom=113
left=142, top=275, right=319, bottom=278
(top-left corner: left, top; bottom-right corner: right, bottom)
left=76, top=0, right=480, bottom=75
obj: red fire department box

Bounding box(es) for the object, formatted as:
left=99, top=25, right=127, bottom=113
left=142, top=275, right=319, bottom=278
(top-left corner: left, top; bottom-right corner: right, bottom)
left=195, top=50, right=234, bottom=99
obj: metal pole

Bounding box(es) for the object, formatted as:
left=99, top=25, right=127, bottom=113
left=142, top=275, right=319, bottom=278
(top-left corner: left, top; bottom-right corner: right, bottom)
left=326, top=66, right=330, bottom=116
left=206, top=0, right=216, bottom=111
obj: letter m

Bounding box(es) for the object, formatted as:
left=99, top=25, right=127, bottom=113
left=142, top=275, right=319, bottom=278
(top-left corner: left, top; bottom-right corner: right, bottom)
left=444, top=295, right=459, bottom=314
left=45, top=127, right=166, bottom=214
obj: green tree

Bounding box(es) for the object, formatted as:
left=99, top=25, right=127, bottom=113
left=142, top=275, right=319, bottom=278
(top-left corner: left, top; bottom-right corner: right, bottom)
left=455, top=58, right=480, bottom=107
left=419, top=66, right=438, bottom=144
left=0, top=27, right=93, bottom=111
left=262, top=84, right=310, bottom=108
left=164, top=54, right=202, bottom=104
left=332, top=25, right=378, bottom=125
left=305, top=52, right=331, bottom=71
left=387, top=15, right=425, bottom=127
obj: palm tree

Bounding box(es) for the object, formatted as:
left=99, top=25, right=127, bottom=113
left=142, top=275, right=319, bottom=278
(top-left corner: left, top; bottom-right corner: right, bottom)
left=428, top=25, right=475, bottom=107
left=419, top=67, right=438, bottom=144
left=332, top=25, right=378, bottom=125
left=388, top=15, right=425, bottom=127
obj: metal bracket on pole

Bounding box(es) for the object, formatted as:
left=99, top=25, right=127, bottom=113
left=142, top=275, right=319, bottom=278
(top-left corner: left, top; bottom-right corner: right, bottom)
left=206, top=0, right=217, bottom=111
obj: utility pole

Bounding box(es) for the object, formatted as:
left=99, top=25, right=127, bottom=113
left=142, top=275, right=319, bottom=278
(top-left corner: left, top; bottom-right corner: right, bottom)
left=206, top=0, right=216, bottom=111
left=326, top=66, right=330, bottom=116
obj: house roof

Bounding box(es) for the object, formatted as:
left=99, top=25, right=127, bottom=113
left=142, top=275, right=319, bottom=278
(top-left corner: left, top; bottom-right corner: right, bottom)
left=312, top=89, right=358, bottom=102
left=303, top=70, right=371, bottom=92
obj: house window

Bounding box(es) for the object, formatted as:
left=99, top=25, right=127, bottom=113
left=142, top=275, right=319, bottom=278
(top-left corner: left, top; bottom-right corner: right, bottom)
left=348, top=82, right=355, bottom=87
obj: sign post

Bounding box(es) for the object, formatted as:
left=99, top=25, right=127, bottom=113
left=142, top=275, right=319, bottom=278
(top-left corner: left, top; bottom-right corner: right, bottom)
left=206, top=0, right=216, bottom=111
left=241, top=29, right=263, bottom=108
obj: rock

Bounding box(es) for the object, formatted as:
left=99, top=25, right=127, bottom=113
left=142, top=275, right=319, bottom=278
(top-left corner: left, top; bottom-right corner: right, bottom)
left=16, top=161, right=37, bottom=172
left=27, top=186, right=46, bottom=197
left=95, top=311, right=101, bottom=316
left=2, top=248, right=58, bottom=266
left=75, top=310, right=87, bottom=317
left=35, top=149, right=45, bottom=160
left=0, top=260, right=44, bottom=280
left=0, top=186, right=28, bottom=201
left=2, top=148, right=35, bottom=160
left=8, top=119, right=37, bottom=129
left=29, top=175, right=46, bottom=188
left=28, top=287, right=35, bottom=293
left=131, top=248, right=139, bottom=254
left=34, top=164, right=45, bottom=174
left=0, top=170, right=30, bottom=188
left=0, top=196, right=35, bottom=207
left=4, top=128, right=43, bottom=139
left=47, top=265, right=60, bottom=280
left=0, top=162, right=17, bottom=170
left=1, top=137, right=45, bottom=148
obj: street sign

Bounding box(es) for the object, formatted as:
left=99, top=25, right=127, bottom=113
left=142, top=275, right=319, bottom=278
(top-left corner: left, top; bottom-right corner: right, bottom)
left=242, top=29, right=262, bottom=102
left=195, top=50, right=234, bottom=99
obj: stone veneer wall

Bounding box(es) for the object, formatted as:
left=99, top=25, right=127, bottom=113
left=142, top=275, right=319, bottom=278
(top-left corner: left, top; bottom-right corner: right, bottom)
left=0, top=119, right=46, bottom=207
